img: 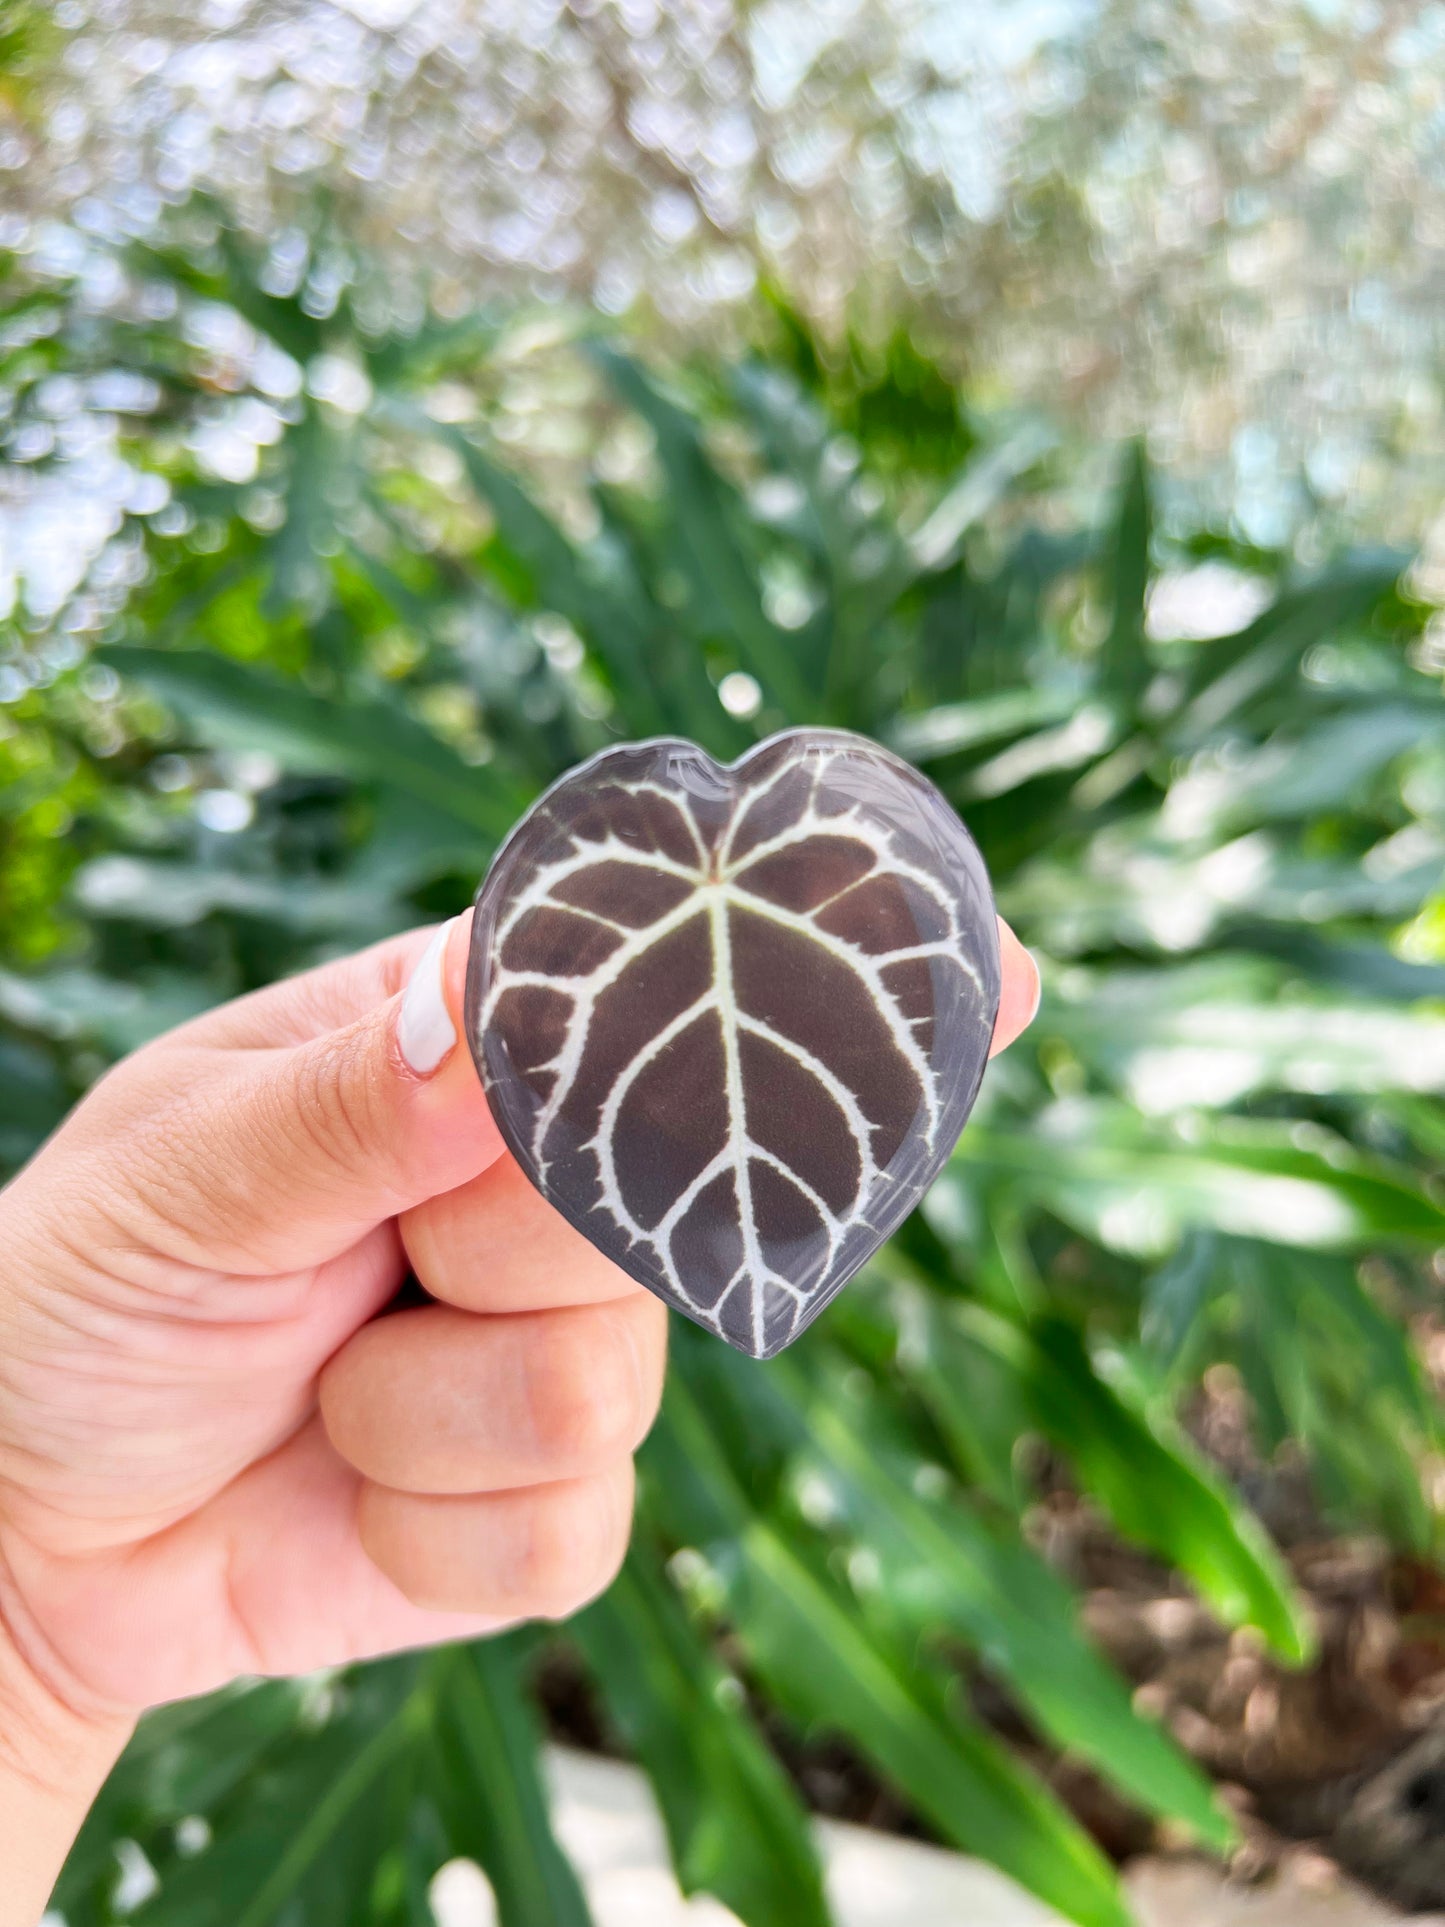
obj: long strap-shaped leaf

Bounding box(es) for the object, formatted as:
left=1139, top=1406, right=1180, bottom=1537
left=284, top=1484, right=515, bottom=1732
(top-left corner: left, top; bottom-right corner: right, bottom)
left=958, top=1104, right=1445, bottom=1252
left=791, top=1372, right=1233, bottom=1850
left=577, top=1546, right=831, bottom=1927
left=100, top=643, right=523, bottom=839
left=431, top=1639, right=594, bottom=1927
left=375, top=397, right=728, bottom=749
left=127, top=1665, right=427, bottom=1927
left=914, top=1304, right=1310, bottom=1662
left=738, top=1524, right=1132, bottom=1927
left=647, top=1378, right=1131, bottom=1927
left=593, top=347, right=818, bottom=721
left=54, top=1682, right=307, bottom=1921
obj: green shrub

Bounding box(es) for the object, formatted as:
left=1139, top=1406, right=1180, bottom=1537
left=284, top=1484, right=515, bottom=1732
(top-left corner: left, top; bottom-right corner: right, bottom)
left=4, top=218, right=1443, bottom=1927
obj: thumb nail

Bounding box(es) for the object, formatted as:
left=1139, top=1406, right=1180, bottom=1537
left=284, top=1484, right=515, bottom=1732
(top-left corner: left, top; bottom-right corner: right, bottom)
left=398, top=920, right=458, bottom=1075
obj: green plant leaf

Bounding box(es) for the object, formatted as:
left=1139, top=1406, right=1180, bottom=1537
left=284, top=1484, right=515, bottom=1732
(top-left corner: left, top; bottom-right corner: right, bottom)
left=1214, top=1242, right=1439, bottom=1548
left=1101, top=440, right=1152, bottom=699
left=646, top=1377, right=1131, bottom=1927
left=888, top=685, right=1079, bottom=763
left=1176, top=553, right=1406, bottom=737
left=906, top=421, right=1059, bottom=575
left=432, top=1639, right=593, bottom=1927
left=577, top=1548, right=831, bottom=1927
left=795, top=1377, right=1234, bottom=1849
left=1046, top=954, right=1445, bottom=1110
left=736, top=1524, right=1132, bottom=1927
left=100, top=643, right=520, bottom=838
left=927, top=1309, right=1310, bottom=1661
left=955, top=1102, right=1445, bottom=1254
left=594, top=346, right=817, bottom=719
left=127, top=1663, right=427, bottom=1927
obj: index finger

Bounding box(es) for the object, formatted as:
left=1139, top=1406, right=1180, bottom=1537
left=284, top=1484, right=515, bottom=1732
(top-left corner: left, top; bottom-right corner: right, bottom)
left=402, top=1151, right=644, bottom=1314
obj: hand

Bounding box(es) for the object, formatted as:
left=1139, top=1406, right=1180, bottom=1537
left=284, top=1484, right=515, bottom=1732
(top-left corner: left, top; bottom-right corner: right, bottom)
left=0, top=910, right=1039, bottom=1921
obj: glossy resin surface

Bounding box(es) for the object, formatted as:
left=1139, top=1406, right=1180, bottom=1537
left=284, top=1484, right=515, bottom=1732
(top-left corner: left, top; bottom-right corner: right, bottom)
left=466, top=730, right=1000, bottom=1357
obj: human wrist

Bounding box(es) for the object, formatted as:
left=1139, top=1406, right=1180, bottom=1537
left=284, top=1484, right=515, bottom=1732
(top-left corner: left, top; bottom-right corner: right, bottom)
left=0, top=1603, right=133, bottom=1927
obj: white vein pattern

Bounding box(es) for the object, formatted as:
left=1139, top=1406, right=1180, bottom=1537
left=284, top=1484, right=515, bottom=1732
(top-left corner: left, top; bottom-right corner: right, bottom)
left=470, top=732, right=999, bottom=1357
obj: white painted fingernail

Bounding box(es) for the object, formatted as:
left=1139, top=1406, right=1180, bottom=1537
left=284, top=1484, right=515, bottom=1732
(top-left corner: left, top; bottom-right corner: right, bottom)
left=398, top=920, right=457, bottom=1075
left=1025, top=949, right=1042, bottom=1025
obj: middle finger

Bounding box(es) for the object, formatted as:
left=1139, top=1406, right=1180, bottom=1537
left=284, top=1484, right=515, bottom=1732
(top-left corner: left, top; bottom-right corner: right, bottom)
left=319, top=1293, right=667, bottom=1495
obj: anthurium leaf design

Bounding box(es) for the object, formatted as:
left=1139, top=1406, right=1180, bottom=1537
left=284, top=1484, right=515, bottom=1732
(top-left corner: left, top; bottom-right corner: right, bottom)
left=468, top=729, right=1001, bottom=1356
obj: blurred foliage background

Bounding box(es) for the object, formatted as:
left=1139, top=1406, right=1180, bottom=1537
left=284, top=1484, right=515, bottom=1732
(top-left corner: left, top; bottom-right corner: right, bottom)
left=3, top=5, right=1445, bottom=1926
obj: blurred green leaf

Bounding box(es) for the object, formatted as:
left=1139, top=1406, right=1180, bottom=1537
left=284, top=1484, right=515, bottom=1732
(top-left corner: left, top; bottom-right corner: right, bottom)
left=0, top=965, right=216, bottom=1052
left=1201, top=1243, right=1439, bottom=1549
left=1176, top=552, right=1408, bottom=738
left=595, top=346, right=817, bottom=719
left=100, top=643, right=520, bottom=838
left=72, top=855, right=405, bottom=937
left=955, top=1102, right=1445, bottom=1255
left=888, top=685, right=1078, bottom=763
left=935, top=1309, right=1309, bottom=1660
left=1101, top=441, right=1152, bottom=700
left=797, top=1377, right=1234, bottom=1847
left=1047, top=955, right=1445, bottom=1109
left=906, top=422, right=1059, bottom=575
left=647, top=1374, right=1131, bottom=1926
left=0, top=1034, right=69, bottom=1167
left=737, top=1524, right=1132, bottom=1927
left=127, top=1664, right=426, bottom=1927
left=578, top=1549, right=830, bottom=1927
left=433, top=1640, right=593, bottom=1927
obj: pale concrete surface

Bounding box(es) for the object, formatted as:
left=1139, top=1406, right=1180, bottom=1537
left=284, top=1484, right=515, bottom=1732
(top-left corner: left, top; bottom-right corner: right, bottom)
left=429, top=1745, right=1444, bottom=1927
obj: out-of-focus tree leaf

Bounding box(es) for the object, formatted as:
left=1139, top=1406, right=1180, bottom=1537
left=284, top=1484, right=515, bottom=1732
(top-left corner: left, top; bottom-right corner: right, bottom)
left=905, top=421, right=1058, bottom=575
left=125, top=1663, right=426, bottom=1927
left=594, top=346, right=817, bottom=719
left=736, top=1524, right=1132, bottom=1927
left=1203, top=1243, right=1438, bottom=1549
left=1163, top=703, right=1440, bottom=836
left=888, top=685, right=1078, bottom=763
left=0, top=1034, right=69, bottom=1168
left=1047, top=955, right=1445, bottom=1110
left=1176, top=552, right=1408, bottom=737
left=71, top=854, right=405, bottom=937
left=645, top=1376, right=1132, bottom=1927
left=1101, top=441, right=1152, bottom=700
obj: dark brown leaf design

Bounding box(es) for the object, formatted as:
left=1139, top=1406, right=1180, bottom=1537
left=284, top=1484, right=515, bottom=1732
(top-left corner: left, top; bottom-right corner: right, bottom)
left=466, top=730, right=1001, bottom=1357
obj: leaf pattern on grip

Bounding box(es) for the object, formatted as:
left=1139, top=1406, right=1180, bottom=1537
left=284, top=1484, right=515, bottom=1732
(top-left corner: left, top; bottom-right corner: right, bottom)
left=467, top=730, right=1000, bottom=1357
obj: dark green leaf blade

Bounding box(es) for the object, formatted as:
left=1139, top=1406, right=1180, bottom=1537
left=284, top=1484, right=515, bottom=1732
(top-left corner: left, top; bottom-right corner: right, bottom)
left=577, top=1548, right=831, bottom=1927
left=101, top=643, right=520, bottom=839
left=433, top=1639, right=594, bottom=1927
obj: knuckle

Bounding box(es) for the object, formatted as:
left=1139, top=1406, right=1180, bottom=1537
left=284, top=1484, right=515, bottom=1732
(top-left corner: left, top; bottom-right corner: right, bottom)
left=525, top=1311, right=644, bottom=1468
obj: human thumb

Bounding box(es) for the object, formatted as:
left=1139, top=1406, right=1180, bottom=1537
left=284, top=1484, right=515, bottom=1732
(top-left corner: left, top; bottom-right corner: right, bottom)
left=70, top=913, right=505, bottom=1272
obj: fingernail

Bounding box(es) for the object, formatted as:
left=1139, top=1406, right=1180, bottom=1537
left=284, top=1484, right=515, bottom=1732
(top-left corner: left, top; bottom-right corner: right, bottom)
left=398, top=920, right=457, bottom=1075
